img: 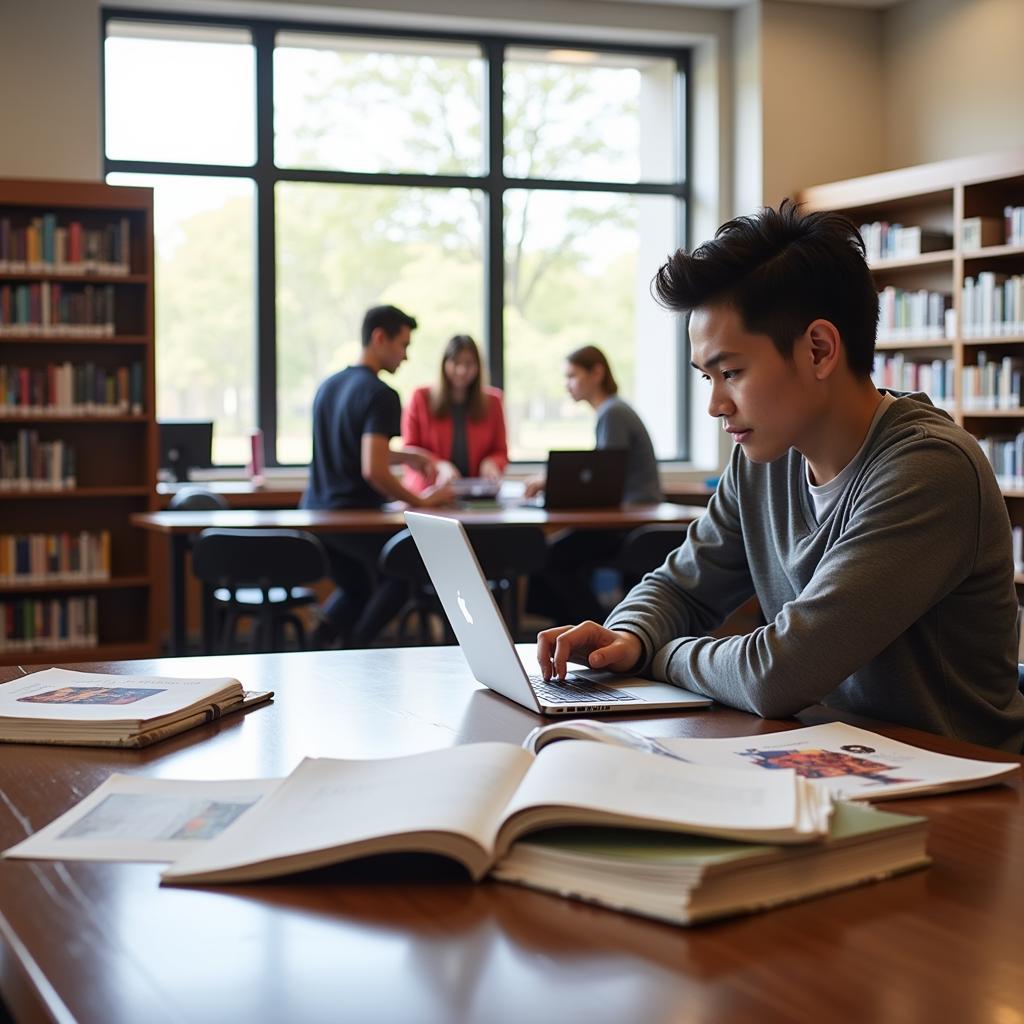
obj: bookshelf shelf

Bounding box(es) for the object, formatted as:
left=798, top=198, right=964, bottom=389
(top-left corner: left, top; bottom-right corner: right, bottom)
left=0, top=272, right=149, bottom=285
left=874, top=337, right=951, bottom=351
left=0, top=486, right=151, bottom=499
left=0, top=178, right=158, bottom=662
left=0, top=642, right=157, bottom=663
left=869, top=250, right=955, bottom=272
left=962, top=336, right=1024, bottom=347
left=0, top=576, right=151, bottom=595
left=0, top=335, right=151, bottom=346
left=963, top=244, right=1024, bottom=262
left=0, top=415, right=149, bottom=423
left=960, top=409, right=1024, bottom=418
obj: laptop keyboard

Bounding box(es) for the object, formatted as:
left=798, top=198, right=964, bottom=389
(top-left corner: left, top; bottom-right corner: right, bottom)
left=528, top=673, right=637, bottom=704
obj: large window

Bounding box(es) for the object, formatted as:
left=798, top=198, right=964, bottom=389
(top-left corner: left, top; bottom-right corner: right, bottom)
left=104, top=15, right=689, bottom=465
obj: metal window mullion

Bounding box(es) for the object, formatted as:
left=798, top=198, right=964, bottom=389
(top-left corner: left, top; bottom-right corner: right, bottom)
left=254, top=23, right=278, bottom=466
left=484, top=39, right=505, bottom=390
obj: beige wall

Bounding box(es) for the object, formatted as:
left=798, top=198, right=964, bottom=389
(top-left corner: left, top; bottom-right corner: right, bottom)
left=882, top=0, right=1024, bottom=170
left=759, top=0, right=884, bottom=204
left=0, top=0, right=103, bottom=179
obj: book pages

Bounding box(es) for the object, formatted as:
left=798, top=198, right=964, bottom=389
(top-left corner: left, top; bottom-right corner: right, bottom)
left=0, top=667, right=239, bottom=724
left=163, top=743, right=534, bottom=884
left=3, top=774, right=278, bottom=862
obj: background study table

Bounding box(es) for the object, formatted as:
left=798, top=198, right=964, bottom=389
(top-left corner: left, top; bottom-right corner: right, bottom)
left=131, top=503, right=707, bottom=656
left=0, top=646, right=1021, bottom=1024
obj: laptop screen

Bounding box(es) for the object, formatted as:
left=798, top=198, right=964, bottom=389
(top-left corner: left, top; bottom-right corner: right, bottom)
left=544, top=450, right=628, bottom=509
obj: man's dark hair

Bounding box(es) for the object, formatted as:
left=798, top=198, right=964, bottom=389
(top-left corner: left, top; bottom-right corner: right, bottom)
left=361, top=305, right=418, bottom=347
left=652, top=200, right=878, bottom=375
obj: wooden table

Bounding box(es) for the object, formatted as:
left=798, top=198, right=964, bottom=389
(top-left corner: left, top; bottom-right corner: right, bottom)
left=131, top=504, right=706, bottom=656
left=0, top=647, right=1021, bottom=1024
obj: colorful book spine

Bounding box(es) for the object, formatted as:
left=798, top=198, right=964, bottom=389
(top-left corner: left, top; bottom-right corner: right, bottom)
left=876, top=287, right=951, bottom=342
left=0, top=531, right=111, bottom=582
left=0, top=214, right=131, bottom=275
left=0, top=595, right=99, bottom=653
left=0, top=361, right=143, bottom=416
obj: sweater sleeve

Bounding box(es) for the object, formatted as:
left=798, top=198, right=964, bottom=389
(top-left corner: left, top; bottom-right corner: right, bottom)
left=604, top=446, right=755, bottom=666
left=595, top=403, right=629, bottom=449
left=619, top=439, right=984, bottom=718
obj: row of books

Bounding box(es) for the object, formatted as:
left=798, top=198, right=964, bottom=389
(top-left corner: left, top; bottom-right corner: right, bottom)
left=961, top=352, right=1024, bottom=411
left=976, top=433, right=1024, bottom=490
left=0, top=595, right=98, bottom=653
left=871, top=355, right=954, bottom=408
left=860, top=221, right=951, bottom=262
left=0, top=431, right=76, bottom=490
left=1005, top=206, right=1024, bottom=247
left=0, top=282, right=117, bottom=337
left=0, top=531, right=111, bottom=584
left=877, top=286, right=952, bottom=342
left=962, top=273, right=1024, bottom=338
left=0, top=214, right=132, bottom=275
left=0, top=362, right=144, bottom=416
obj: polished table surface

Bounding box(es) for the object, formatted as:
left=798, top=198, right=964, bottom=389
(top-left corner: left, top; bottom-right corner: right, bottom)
left=0, top=647, right=1021, bottom=1024
left=132, top=503, right=707, bottom=656
left=132, top=501, right=708, bottom=533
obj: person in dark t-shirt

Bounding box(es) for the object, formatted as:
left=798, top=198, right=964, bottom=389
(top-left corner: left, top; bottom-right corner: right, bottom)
left=302, top=305, right=454, bottom=646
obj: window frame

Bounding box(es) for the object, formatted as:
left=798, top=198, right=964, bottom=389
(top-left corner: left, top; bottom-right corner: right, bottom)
left=101, top=8, right=692, bottom=466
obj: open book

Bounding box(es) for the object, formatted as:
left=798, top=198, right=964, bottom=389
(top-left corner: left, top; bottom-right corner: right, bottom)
left=523, top=720, right=1021, bottom=800
left=161, top=741, right=835, bottom=885
left=0, top=667, right=272, bottom=747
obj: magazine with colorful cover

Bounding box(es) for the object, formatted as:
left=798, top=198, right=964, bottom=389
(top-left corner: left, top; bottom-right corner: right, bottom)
left=0, top=667, right=272, bottom=747
left=523, top=720, right=1020, bottom=800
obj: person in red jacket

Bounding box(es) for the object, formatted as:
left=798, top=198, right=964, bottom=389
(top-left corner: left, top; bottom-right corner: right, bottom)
left=402, top=334, right=508, bottom=492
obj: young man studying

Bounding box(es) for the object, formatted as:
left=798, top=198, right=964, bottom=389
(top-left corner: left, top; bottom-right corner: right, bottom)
left=538, top=202, right=1024, bottom=752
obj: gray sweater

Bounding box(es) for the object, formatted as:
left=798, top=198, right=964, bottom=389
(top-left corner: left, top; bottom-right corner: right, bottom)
left=596, top=396, right=663, bottom=505
left=606, top=393, right=1024, bottom=751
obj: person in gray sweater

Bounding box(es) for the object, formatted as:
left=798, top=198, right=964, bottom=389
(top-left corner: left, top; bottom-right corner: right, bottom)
left=538, top=201, right=1024, bottom=752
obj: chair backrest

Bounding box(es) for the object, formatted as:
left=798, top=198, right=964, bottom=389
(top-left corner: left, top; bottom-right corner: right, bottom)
left=191, top=529, right=330, bottom=590
left=467, top=525, right=548, bottom=580
left=617, top=524, right=686, bottom=578
left=168, top=486, right=230, bottom=511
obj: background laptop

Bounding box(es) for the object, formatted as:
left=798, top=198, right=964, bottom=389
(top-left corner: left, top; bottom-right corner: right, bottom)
left=405, top=511, right=711, bottom=715
left=543, top=449, right=628, bottom=509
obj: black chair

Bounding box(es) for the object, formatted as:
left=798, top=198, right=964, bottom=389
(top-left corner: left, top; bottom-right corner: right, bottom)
left=379, top=525, right=548, bottom=644
left=616, top=524, right=687, bottom=589
left=190, top=528, right=330, bottom=653
left=167, top=486, right=230, bottom=511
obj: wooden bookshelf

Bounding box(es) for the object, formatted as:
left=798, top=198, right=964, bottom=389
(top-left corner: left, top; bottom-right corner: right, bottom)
left=0, top=178, right=158, bottom=662
left=799, top=151, right=1024, bottom=587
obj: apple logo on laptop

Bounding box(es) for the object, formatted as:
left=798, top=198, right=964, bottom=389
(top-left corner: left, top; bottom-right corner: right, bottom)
left=580, top=468, right=593, bottom=483
left=456, top=590, right=474, bottom=624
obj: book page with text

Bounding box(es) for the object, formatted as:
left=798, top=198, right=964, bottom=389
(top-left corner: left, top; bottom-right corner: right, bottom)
left=163, top=743, right=534, bottom=883
left=495, top=741, right=829, bottom=853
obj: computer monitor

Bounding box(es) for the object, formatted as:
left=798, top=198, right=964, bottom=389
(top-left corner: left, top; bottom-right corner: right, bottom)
left=158, top=421, right=214, bottom=482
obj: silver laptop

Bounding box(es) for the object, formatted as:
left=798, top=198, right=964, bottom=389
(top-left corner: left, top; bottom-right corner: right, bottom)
left=405, top=512, right=712, bottom=715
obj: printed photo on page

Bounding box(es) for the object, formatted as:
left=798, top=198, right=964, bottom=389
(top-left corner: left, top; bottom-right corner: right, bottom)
left=2, top=774, right=279, bottom=863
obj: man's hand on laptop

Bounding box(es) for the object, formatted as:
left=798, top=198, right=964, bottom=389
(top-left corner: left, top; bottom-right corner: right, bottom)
left=537, top=623, right=642, bottom=681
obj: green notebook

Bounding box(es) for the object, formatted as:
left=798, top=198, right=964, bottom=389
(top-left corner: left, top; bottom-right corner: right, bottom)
left=491, top=801, right=930, bottom=926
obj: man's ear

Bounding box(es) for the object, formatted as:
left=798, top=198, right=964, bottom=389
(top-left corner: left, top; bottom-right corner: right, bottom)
left=804, top=319, right=843, bottom=380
